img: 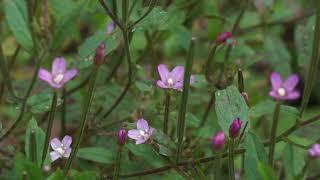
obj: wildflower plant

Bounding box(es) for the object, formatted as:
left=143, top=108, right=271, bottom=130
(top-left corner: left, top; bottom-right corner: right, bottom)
left=1, top=0, right=320, bottom=179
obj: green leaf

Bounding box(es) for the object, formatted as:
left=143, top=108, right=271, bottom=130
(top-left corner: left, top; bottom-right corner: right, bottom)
left=134, top=6, right=169, bottom=31
left=244, top=131, right=268, bottom=180
left=24, top=118, right=45, bottom=167
left=15, top=153, right=42, bottom=180
left=153, top=130, right=176, bottom=157
left=283, top=143, right=305, bottom=177
left=4, top=0, right=33, bottom=52
left=26, top=89, right=53, bottom=114
left=135, top=81, right=153, bottom=93
left=78, top=30, right=107, bottom=58
left=185, top=112, right=200, bottom=128
left=77, top=147, right=114, bottom=164
left=47, top=169, right=63, bottom=180
left=215, top=85, right=249, bottom=135
left=250, top=100, right=299, bottom=119
left=257, top=162, right=276, bottom=180
left=71, top=171, right=98, bottom=180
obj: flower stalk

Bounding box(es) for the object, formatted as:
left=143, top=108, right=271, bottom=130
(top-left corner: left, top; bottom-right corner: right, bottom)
left=41, top=91, right=58, bottom=166
left=163, top=92, right=171, bottom=134
left=228, top=139, right=235, bottom=180
left=30, top=130, right=37, bottom=163
left=268, top=102, right=281, bottom=167
left=63, top=68, right=98, bottom=175
left=113, top=146, right=123, bottom=180
left=175, top=39, right=195, bottom=163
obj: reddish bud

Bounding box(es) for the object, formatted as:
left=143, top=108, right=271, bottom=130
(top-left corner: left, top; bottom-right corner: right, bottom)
left=229, top=118, right=242, bottom=138
left=211, top=131, right=226, bottom=151
left=94, top=43, right=106, bottom=67
left=216, top=32, right=232, bottom=45
left=117, top=128, right=127, bottom=146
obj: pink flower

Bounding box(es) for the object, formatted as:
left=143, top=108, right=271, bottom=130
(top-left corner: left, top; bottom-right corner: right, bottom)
left=127, top=119, right=155, bottom=145
left=269, top=72, right=300, bottom=100
left=38, top=57, right=78, bottom=89
left=50, top=135, right=72, bottom=162
left=309, top=144, right=320, bottom=157
left=156, top=64, right=195, bottom=91
left=211, top=131, right=226, bottom=151
left=229, top=118, right=242, bottom=138
left=216, top=32, right=232, bottom=45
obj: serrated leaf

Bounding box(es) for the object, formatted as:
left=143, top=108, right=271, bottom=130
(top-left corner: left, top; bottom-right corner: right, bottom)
left=215, top=85, right=249, bottom=135
left=4, top=0, right=33, bottom=52
left=77, top=147, right=114, bottom=164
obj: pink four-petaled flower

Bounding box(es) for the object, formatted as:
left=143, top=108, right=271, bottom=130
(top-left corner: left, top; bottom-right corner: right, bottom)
left=38, top=57, right=78, bottom=89
left=269, top=72, right=300, bottom=100
left=309, top=144, right=320, bottom=157
left=127, top=119, right=155, bottom=145
left=50, top=135, right=72, bottom=162
left=156, top=64, right=195, bottom=91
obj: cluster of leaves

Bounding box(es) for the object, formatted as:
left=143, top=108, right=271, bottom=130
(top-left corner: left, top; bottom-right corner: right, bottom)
left=1, top=0, right=320, bottom=179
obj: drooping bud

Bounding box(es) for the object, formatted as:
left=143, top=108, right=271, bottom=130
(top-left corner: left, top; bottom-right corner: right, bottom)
left=216, top=31, right=232, bottom=45
left=309, top=144, right=320, bottom=158
left=117, top=128, right=127, bottom=146
left=94, top=43, right=106, bottom=67
left=241, top=92, right=249, bottom=106
left=211, top=131, right=226, bottom=151
left=229, top=118, right=242, bottom=138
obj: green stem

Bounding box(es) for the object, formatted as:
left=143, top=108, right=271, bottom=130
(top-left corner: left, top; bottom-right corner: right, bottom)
left=268, top=102, right=281, bottom=167
left=228, top=139, right=235, bottom=180
left=0, top=51, right=46, bottom=143
left=200, top=89, right=216, bottom=127
left=30, top=130, right=37, bottom=163
left=63, top=68, right=98, bottom=175
left=0, top=47, right=17, bottom=99
left=41, top=91, right=58, bottom=167
left=163, top=92, right=171, bottom=134
left=113, top=146, right=123, bottom=180
left=128, top=0, right=157, bottom=30
left=175, top=39, right=195, bottom=163
left=214, top=153, right=221, bottom=180
left=237, top=68, right=244, bottom=93
left=204, top=44, right=218, bottom=84
left=97, top=0, right=124, bottom=30
left=61, top=88, right=67, bottom=135
left=298, top=4, right=320, bottom=120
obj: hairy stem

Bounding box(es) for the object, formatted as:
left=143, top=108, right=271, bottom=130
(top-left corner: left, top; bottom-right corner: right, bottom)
left=268, top=102, right=281, bottom=167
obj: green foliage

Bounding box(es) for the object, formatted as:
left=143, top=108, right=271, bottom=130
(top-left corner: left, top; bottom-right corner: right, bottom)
left=26, top=89, right=53, bottom=114
left=283, top=143, right=305, bottom=178
left=14, top=153, right=42, bottom=179
left=24, top=118, right=45, bottom=167
left=215, top=85, right=249, bottom=135
left=4, top=0, right=33, bottom=52
left=77, top=147, right=114, bottom=164
left=257, top=162, right=276, bottom=180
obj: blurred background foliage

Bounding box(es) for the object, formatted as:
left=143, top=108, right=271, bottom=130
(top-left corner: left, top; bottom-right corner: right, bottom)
left=1, top=0, right=320, bottom=179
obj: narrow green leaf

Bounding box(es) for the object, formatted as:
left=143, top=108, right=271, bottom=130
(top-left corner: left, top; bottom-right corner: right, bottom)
left=4, top=0, right=33, bottom=51
left=283, top=143, right=305, bottom=177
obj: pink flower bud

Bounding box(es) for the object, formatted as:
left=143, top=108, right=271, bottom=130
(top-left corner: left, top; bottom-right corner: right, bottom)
left=117, top=128, right=127, bottom=146
left=94, top=43, right=106, bottom=67
left=216, top=32, right=232, bottom=45
left=211, top=131, right=226, bottom=151
left=229, top=118, right=242, bottom=138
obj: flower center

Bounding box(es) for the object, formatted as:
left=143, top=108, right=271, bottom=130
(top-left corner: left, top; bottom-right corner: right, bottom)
left=139, top=130, right=149, bottom=139
left=277, top=88, right=286, bottom=96
left=53, top=74, right=64, bottom=84
left=167, top=78, right=174, bottom=86
left=56, top=147, right=65, bottom=155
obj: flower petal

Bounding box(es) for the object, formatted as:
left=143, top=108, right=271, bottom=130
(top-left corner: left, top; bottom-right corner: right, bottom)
left=270, top=72, right=282, bottom=90
left=61, top=69, right=78, bottom=84
left=52, top=57, right=67, bottom=75
left=286, top=91, right=300, bottom=100
left=269, top=91, right=281, bottom=100
left=190, top=75, right=196, bottom=85
left=63, top=148, right=72, bottom=158
left=283, top=74, right=299, bottom=91
left=172, top=81, right=183, bottom=91
left=148, top=127, right=155, bottom=137
left=157, top=64, right=169, bottom=82
left=137, top=119, right=149, bottom=131
left=38, top=69, right=53, bottom=84
left=127, top=130, right=141, bottom=140
left=50, top=151, right=61, bottom=162
left=156, top=80, right=168, bottom=89
left=170, top=66, right=185, bottom=82
left=50, top=138, right=62, bottom=151
left=136, top=139, right=146, bottom=145
left=62, top=135, right=72, bottom=148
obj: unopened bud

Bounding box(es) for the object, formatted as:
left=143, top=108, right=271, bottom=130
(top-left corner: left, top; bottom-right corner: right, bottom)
left=229, top=118, right=242, bottom=138
left=94, top=43, right=106, bottom=67
left=211, top=131, right=226, bottom=151
left=117, top=128, right=127, bottom=146
left=216, top=31, right=232, bottom=45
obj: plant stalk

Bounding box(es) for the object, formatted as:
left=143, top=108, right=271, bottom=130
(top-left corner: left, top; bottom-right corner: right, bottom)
left=268, top=102, right=281, bottom=167
left=163, top=92, right=171, bottom=134
left=228, top=139, right=235, bottom=180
